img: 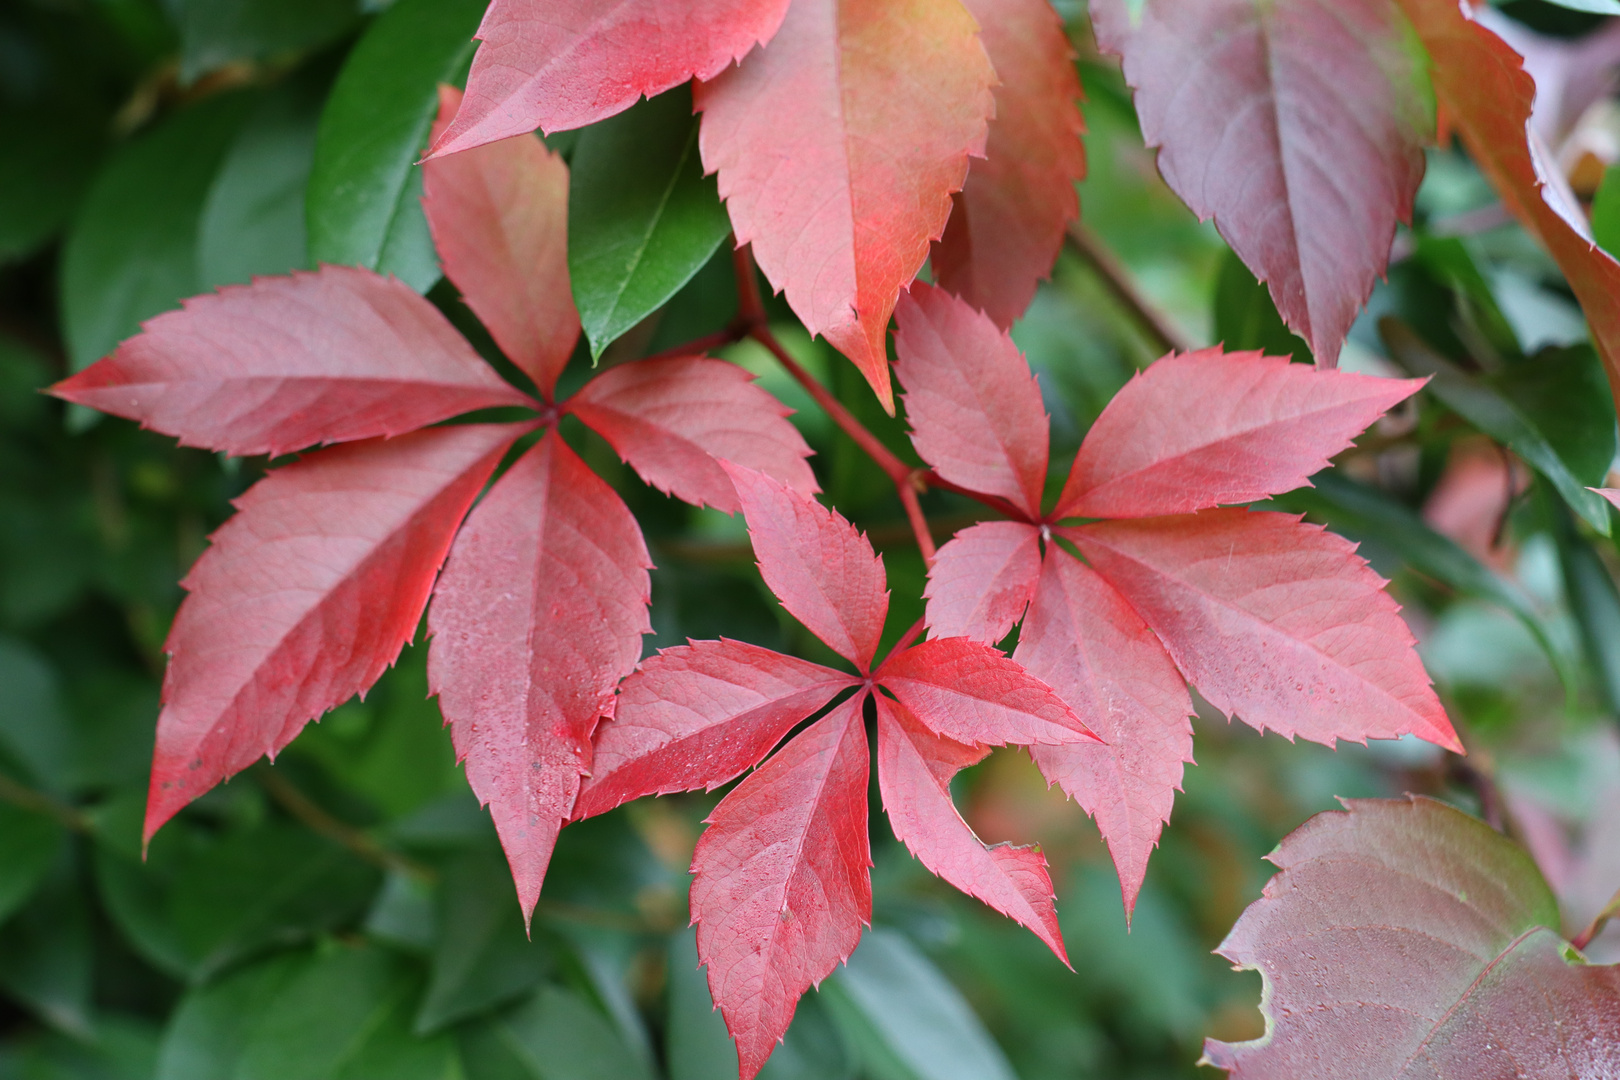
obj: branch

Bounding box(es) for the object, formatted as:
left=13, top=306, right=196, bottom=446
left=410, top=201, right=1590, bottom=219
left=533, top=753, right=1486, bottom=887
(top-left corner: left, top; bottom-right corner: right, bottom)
left=1066, top=221, right=1192, bottom=356
left=255, top=764, right=435, bottom=881
left=0, top=773, right=90, bottom=833
left=1571, top=887, right=1620, bottom=952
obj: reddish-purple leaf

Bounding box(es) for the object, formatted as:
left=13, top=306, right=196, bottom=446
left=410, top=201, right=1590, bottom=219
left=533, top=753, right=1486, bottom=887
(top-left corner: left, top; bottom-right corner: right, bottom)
left=923, top=521, right=1042, bottom=644
left=567, top=355, right=818, bottom=513
left=875, top=695, right=1067, bottom=962
left=1056, top=348, right=1424, bottom=520
left=574, top=639, right=854, bottom=819
left=1072, top=510, right=1461, bottom=752
left=1090, top=0, right=1429, bottom=366
left=931, top=0, right=1085, bottom=328
left=428, top=0, right=793, bottom=154
left=691, top=693, right=872, bottom=1080
left=424, top=85, right=580, bottom=399
left=695, top=0, right=996, bottom=410
left=427, top=429, right=652, bottom=918
left=1014, top=547, right=1193, bottom=917
left=893, top=285, right=1050, bottom=518
left=875, top=636, right=1097, bottom=748
left=51, top=266, right=534, bottom=458
left=722, top=464, right=889, bottom=672
left=144, top=423, right=524, bottom=842
left=1204, top=796, right=1620, bottom=1079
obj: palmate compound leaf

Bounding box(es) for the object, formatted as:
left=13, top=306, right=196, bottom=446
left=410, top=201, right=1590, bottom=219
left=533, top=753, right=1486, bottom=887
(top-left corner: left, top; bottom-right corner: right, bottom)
left=429, top=0, right=793, bottom=155
left=50, top=265, right=534, bottom=458
left=922, top=520, right=1042, bottom=644
left=930, top=0, right=1085, bottom=328
left=144, top=423, right=525, bottom=842
left=427, top=429, right=653, bottom=920
left=695, top=0, right=997, bottom=411
left=1203, top=796, right=1620, bottom=1079
left=1090, top=0, right=1430, bottom=366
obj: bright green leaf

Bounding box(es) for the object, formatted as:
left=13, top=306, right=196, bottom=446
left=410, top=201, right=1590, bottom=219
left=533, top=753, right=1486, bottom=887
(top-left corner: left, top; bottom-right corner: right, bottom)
left=1211, top=248, right=1311, bottom=361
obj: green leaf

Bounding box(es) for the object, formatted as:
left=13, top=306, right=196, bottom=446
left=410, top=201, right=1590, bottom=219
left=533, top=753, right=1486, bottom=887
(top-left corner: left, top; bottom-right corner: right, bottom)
left=61, top=93, right=254, bottom=372
left=1381, top=318, right=1614, bottom=533
left=414, top=850, right=549, bottom=1033
left=0, top=865, right=94, bottom=1038
left=0, top=1016, right=161, bottom=1080
left=0, top=636, right=70, bottom=786
left=1551, top=498, right=1620, bottom=713
left=176, top=0, right=360, bottom=84
left=0, top=806, right=62, bottom=929
left=568, top=87, right=731, bottom=357
left=1489, top=346, right=1616, bottom=492
left=1534, top=0, right=1620, bottom=13
left=458, top=984, right=655, bottom=1080
left=1594, top=165, right=1620, bottom=260
left=307, top=0, right=485, bottom=293
left=1211, top=248, right=1311, bottom=361
left=0, top=106, right=103, bottom=265
left=823, top=928, right=1016, bottom=1080
left=158, top=952, right=305, bottom=1080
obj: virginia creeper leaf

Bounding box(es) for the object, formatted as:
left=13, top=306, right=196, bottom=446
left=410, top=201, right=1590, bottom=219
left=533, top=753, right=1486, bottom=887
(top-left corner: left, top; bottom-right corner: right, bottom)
left=52, top=265, right=533, bottom=458
left=430, top=0, right=793, bottom=153
left=874, top=637, right=1097, bottom=748
left=922, top=521, right=1042, bottom=644
left=568, top=356, right=818, bottom=514
left=1056, top=348, right=1425, bottom=520
left=874, top=696, right=1067, bottom=962
left=691, top=693, right=871, bottom=1080
left=1090, top=0, right=1429, bottom=366
left=695, top=0, right=997, bottom=410
left=1072, top=510, right=1460, bottom=751
left=893, top=285, right=1050, bottom=519
left=427, top=430, right=652, bottom=919
left=722, top=465, right=889, bottom=672
left=1013, top=547, right=1193, bottom=917
left=424, top=86, right=579, bottom=398
left=576, top=639, right=853, bottom=818
left=931, top=0, right=1085, bottom=328
left=142, top=423, right=522, bottom=842
left=1203, top=797, right=1620, bottom=1078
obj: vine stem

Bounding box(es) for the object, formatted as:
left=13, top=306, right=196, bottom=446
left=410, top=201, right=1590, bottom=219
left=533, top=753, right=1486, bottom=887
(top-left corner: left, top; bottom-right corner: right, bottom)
left=1571, top=888, right=1620, bottom=952
left=255, top=764, right=435, bottom=881
left=1066, top=221, right=1192, bottom=356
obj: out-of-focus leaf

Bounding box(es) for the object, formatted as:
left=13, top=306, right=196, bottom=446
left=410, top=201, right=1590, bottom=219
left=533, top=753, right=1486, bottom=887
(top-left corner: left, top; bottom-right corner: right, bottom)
left=1491, top=346, right=1616, bottom=491
left=823, top=928, right=1016, bottom=1080
left=157, top=952, right=304, bottom=1080
left=0, top=106, right=103, bottom=264
left=61, top=93, right=253, bottom=371
left=0, top=1016, right=160, bottom=1080
left=1593, top=164, right=1620, bottom=259
left=1551, top=499, right=1620, bottom=713
left=0, top=806, right=61, bottom=929
left=458, top=984, right=655, bottom=1080
left=0, top=865, right=94, bottom=1037
left=307, top=0, right=486, bottom=293
left=175, top=0, right=360, bottom=84
left=0, top=636, right=70, bottom=786
left=568, top=87, right=730, bottom=357
left=665, top=926, right=738, bottom=1080
left=1211, top=249, right=1310, bottom=362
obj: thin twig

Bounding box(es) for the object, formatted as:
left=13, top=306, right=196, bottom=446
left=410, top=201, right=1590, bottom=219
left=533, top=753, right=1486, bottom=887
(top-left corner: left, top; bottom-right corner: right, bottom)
left=1571, top=888, right=1620, bottom=952
left=1066, top=221, right=1192, bottom=356
left=255, top=764, right=435, bottom=882
left=0, top=773, right=90, bottom=832
left=896, top=480, right=937, bottom=565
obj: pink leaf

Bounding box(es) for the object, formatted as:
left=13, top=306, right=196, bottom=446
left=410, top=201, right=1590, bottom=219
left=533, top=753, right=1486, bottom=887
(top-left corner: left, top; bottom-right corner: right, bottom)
left=144, top=423, right=524, bottom=842
left=931, top=0, right=1085, bottom=327
left=1013, top=547, right=1193, bottom=917
left=875, top=695, right=1067, bottom=962
left=428, top=0, right=793, bottom=154
left=567, top=355, right=818, bottom=513
left=1089, top=0, right=1429, bottom=366
left=52, top=266, right=534, bottom=458
left=691, top=693, right=871, bottom=1080
left=575, top=639, right=854, bottom=819
left=923, top=521, right=1042, bottom=644
left=424, top=85, right=580, bottom=399
left=875, top=636, right=1097, bottom=747
left=1056, top=348, right=1424, bottom=519
left=695, top=0, right=996, bottom=410
left=1072, top=510, right=1461, bottom=752
left=1596, top=487, right=1620, bottom=513
left=722, top=464, right=889, bottom=672
left=427, top=429, right=653, bottom=918
left=893, top=285, right=1050, bottom=518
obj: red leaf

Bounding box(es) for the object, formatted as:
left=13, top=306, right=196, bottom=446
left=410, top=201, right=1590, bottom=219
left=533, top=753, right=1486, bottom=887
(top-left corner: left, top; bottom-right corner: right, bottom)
left=427, top=430, right=653, bottom=918
left=875, top=636, right=1097, bottom=747
left=691, top=692, right=871, bottom=1080
left=51, top=266, right=533, bottom=458
left=424, top=86, right=579, bottom=399
left=893, top=285, right=1050, bottom=518
left=1397, top=0, right=1620, bottom=414
left=1594, top=487, right=1620, bottom=513
left=1203, top=796, right=1620, bottom=1079
left=1013, top=547, right=1193, bottom=917
left=428, top=0, right=793, bottom=154
left=567, top=355, right=818, bottom=513
left=144, top=423, right=524, bottom=842
left=574, top=639, right=854, bottom=819
left=1055, top=348, right=1424, bottom=519
left=923, top=521, right=1042, bottom=644
left=874, top=695, right=1067, bottom=962
left=931, top=0, right=1085, bottom=327
left=1071, top=510, right=1461, bottom=751
left=695, top=0, right=996, bottom=410
left=1090, top=0, right=1429, bottom=366
left=722, top=464, right=889, bottom=672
